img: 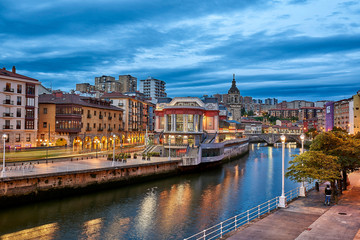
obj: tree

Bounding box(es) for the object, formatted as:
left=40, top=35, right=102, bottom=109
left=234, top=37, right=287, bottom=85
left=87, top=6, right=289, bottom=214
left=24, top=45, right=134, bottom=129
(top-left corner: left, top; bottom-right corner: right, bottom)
left=310, top=131, right=360, bottom=190
left=286, top=151, right=340, bottom=184
left=241, top=107, right=246, bottom=116
left=248, top=110, right=254, bottom=116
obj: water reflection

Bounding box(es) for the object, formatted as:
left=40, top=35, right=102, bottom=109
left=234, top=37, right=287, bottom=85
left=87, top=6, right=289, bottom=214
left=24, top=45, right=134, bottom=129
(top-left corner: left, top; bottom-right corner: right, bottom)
left=0, top=145, right=301, bottom=240
left=0, top=222, right=58, bottom=240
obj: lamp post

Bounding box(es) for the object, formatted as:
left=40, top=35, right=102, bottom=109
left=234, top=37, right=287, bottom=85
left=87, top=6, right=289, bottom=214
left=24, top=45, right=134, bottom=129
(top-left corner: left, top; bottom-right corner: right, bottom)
left=2, top=134, right=7, bottom=177
left=168, top=135, right=171, bottom=161
left=94, top=139, right=99, bottom=158
left=112, top=134, right=116, bottom=166
left=279, top=134, right=287, bottom=208
left=299, top=134, right=306, bottom=197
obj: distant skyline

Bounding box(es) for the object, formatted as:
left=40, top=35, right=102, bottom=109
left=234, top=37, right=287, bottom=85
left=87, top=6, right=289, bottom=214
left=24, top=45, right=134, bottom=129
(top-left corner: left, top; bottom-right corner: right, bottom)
left=1, top=0, right=360, bottom=101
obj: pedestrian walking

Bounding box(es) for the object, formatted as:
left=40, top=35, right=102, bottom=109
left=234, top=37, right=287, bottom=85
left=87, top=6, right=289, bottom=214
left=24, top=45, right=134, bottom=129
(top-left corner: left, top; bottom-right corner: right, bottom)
left=324, top=184, right=332, bottom=206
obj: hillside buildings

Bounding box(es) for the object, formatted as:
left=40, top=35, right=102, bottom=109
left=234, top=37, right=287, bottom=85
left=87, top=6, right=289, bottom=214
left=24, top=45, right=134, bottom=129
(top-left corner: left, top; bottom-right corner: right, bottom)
left=0, top=67, right=40, bottom=149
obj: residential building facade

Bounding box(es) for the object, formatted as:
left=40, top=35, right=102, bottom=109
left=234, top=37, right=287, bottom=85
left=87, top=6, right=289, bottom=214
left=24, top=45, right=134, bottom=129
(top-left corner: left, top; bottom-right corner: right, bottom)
left=38, top=93, right=124, bottom=150
left=101, top=92, right=154, bottom=144
left=139, top=77, right=166, bottom=103
left=94, top=75, right=121, bottom=93
left=119, top=75, right=137, bottom=93
left=353, top=91, right=360, bottom=134
left=0, top=67, right=40, bottom=149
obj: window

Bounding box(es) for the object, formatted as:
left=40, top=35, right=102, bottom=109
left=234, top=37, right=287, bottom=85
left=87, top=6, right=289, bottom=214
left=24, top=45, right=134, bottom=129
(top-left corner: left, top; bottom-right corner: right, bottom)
left=94, top=111, right=96, bottom=116
left=26, top=109, right=34, bottom=118
left=26, top=85, right=35, bottom=95
left=43, top=122, right=47, bottom=128
left=16, top=134, right=20, bottom=142
left=93, top=123, right=96, bottom=128
left=26, top=98, right=35, bottom=106
left=26, top=134, right=31, bottom=142
left=43, top=108, right=48, bottom=114
left=17, top=84, right=22, bottom=94
left=16, top=120, right=21, bottom=129
left=17, top=96, right=22, bottom=105
left=17, top=108, right=21, bottom=117
left=25, top=120, right=34, bottom=129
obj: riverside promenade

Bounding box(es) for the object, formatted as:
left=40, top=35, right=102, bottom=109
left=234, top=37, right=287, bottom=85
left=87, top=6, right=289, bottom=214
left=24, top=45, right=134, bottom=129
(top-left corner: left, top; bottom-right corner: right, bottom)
left=0, top=155, right=181, bottom=179
left=226, top=172, right=360, bottom=240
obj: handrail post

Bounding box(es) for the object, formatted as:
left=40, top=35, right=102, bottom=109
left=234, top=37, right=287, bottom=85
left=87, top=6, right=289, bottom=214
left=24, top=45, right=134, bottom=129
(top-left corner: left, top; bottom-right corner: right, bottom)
left=220, top=222, right=223, bottom=238
left=258, top=205, right=260, bottom=218
left=268, top=200, right=270, bottom=213
left=247, top=210, right=249, bottom=223
left=203, top=229, right=206, bottom=240
left=235, top=215, right=237, bottom=229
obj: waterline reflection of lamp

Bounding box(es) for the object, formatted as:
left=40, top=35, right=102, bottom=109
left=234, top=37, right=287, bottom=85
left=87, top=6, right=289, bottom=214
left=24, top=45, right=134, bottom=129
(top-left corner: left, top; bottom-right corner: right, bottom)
left=278, top=134, right=287, bottom=208
left=299, top=134, right=306, bottom=197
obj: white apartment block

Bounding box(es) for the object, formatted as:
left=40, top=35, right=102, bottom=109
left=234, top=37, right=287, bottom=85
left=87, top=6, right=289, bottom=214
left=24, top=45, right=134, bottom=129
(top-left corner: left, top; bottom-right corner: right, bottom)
left=139, top=77, right=166, bottom=103
left=0, top=67, right=40, bottom=149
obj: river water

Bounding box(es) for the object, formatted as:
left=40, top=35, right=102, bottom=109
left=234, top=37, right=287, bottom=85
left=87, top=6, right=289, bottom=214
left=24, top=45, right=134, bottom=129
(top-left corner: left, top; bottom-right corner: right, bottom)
left=0, top=144, right=302, bottom=240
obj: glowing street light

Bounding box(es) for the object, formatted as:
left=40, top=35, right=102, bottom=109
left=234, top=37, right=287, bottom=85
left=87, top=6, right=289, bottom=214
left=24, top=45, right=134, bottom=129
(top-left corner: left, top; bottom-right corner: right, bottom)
left=299, top=134, right=306, bottom=197
left=278, top=134, right=287, bottom=208
left=112, top=134, right=116, bottom=166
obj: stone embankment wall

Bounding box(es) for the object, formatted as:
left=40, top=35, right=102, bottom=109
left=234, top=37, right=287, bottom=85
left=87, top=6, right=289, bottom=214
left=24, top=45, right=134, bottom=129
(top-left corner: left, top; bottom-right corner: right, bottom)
left=0, top=161, right=180, bottom=200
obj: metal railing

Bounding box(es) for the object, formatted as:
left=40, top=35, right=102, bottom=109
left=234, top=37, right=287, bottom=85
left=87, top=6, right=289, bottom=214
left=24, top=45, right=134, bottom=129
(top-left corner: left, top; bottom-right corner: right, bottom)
left=184, top=183, right=313, bottom=240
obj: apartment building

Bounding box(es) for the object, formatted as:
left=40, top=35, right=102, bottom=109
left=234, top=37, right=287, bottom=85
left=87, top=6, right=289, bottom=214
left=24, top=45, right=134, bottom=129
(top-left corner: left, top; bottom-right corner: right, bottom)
left=0, top=67, right=40, bottom=149
left=139, top=77, right=166, bottom=103
left=38, top=93, right=124, bottom=150
left=119, top=75, right=137, bottom=93
left=101, top=92, right=154, bottom=144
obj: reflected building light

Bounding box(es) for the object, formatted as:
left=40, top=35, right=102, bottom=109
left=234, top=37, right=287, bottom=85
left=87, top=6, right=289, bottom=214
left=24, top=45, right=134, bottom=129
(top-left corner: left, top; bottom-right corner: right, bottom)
left=104, top=217, right=130, bottom=240
left=136, top=190, right=157, bottom=234
left=82, top=218, right=103, bottom=240
left=0, top=222, right=59, bottom=240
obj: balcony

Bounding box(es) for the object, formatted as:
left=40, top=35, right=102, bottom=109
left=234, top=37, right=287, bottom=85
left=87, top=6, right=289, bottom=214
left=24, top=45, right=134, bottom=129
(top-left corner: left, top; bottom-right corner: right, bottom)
left=3, top=112, right=13, bottom=117
left=118, top=127, right=124, bottom=131
left=3, top=87, right=14, bottom=93
left=86, top=127, right=92, bottom=131
left=99, top=115, right=103, bottom=119
left=107, top=127, right=113, bottom=131
left=87, top=114, right=92, bottom=118
left=55, top=127, right=81, bottom=133
left=3, top=125, right=13, bottom=129
left=118, top=103, right=124, bottom=106
left=16, top=125, right=21, bottom=129
left=3, top=100, right=14, bottom=105
left=108, top=116, right=112, bottom=120
left=97, top=127, right=104, bottom=131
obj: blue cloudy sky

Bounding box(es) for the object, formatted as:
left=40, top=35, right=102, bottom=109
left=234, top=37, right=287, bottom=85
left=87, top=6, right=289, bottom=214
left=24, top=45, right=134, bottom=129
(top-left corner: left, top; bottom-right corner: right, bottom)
left=1, top=0, right=360, bottom=101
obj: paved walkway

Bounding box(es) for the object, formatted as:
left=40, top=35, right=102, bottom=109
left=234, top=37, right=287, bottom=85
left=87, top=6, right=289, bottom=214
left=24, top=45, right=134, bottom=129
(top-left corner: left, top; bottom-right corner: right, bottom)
left=227, top=172, right=360, bottom=240
left=0, top=156, right=181, bottom=179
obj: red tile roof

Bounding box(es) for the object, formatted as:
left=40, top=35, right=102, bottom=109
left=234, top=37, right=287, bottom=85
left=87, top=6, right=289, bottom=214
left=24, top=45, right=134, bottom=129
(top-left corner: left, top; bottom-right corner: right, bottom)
left=0, top=68, right=39, bottom=82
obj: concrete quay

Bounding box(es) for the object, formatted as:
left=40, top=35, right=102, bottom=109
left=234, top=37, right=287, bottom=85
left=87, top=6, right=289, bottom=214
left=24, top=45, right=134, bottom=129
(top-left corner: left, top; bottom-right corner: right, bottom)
left=226, top=172, right=360, bottom=240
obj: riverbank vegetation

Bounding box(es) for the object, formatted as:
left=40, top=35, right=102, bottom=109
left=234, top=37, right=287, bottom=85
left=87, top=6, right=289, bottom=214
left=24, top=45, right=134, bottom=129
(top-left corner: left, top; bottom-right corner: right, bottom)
left=286, top=130, right=360, bottom=196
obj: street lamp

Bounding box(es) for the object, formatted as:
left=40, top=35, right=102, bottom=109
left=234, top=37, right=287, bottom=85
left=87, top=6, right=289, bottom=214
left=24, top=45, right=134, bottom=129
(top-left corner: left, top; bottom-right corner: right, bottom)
left=168, top=135, right=172, bottom=161
left=94, top=139, right=100, bottom=158
left=112, top=134, right=116, bottom=166
left=2, top=134, right=7, bottom=177
left=299, top=133, right=306, bottom=197
left=279, top=134, right=287, bottom=208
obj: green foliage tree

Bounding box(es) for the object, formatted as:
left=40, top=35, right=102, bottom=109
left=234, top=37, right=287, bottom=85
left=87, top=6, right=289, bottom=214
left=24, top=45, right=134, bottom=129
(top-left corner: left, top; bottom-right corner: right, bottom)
left=247, top=110, right=254, bottom=116
left=286, top=151, right=340, bottom=183
left=241, top=108, right=246, bottom=116
left=310, top=131, right=360, bottom=190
